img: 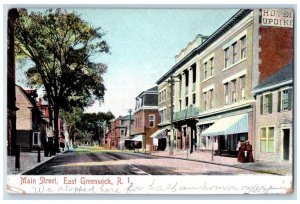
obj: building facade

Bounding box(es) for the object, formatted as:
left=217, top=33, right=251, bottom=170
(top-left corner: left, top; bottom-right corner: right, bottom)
left=15, top=86, right=46, bottom=152
left=253, top=62, right=293, bottom=162
left=132, top=86, right=159, bottom=151
left=156, top=9, right=293, bottom=157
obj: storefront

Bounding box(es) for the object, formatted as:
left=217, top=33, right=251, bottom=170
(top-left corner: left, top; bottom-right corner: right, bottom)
left=150, top=128, right=168, bottom=151
left=200, top=114, right=249, bottom=156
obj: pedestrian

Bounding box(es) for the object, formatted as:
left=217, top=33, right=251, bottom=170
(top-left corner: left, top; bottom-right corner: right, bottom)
left=237, top=140, right=246, bottom=163
left=245, top=140, right=254, bottom=162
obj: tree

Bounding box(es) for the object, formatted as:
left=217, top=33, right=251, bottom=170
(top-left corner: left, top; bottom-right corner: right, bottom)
left=75, top=111, right=115, bottom=146
left=15, top=9, right=110, bottom=152
left=60, top=107, right=83, bottom=145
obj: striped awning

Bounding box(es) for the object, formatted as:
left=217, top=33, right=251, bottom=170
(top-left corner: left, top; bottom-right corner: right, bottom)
left=150, top=128, right=167, bottom=138
left=200, top=114, right=248, bottom=137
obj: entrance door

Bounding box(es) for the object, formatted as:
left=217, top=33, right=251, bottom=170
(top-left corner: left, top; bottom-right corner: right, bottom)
left=283, top=129, right=290, bottom=160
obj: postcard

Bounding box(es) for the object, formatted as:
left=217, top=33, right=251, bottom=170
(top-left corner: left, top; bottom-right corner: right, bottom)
left=5, top=7, right=294, bottom=195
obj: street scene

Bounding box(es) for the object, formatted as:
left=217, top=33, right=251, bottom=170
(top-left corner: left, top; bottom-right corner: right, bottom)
left=7, top=8, right=293, bottom=179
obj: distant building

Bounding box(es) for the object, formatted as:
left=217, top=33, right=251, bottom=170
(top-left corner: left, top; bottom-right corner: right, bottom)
left=7, top=8, right=19, bottom=156
left=253, top=62, right=293, bottom=162
left=15, top=86, right=46, bottom=152
left=104, top=115, right=134, bottom=149
left=132, top=86, right=159, bottom=151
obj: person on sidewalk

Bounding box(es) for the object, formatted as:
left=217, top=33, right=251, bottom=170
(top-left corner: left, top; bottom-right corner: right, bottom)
left=245, top=140, right=254, bottom=162
left=237, top=140, right=246, bottom=163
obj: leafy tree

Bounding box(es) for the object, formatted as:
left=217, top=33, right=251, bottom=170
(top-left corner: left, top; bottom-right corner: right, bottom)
left=15, top=9, right=109, bottom=152
left=60, top=107, right=83, bottom=145
left=75, top=111, right=115, bottom=146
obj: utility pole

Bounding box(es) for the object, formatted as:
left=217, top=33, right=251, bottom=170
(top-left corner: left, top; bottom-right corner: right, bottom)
left=128, top=109, right=132, bottom=138
left=169, top=76, right=174, bottom=156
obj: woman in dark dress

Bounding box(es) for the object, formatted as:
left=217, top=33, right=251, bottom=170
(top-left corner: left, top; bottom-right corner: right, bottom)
left=245, top=141, right=254, bottom=162
left=237, top=140, right=246, bottom=163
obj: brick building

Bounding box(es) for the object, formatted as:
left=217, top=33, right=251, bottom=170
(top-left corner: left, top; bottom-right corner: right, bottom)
left=132, top=86, right=159, bottom=151
left=7, top=9, right=19, bottom=156
left=104, top=115, right=134, bottom=149
left=156, top=9, right=293, bottom=158
left=253, top=62, right=293, bottom=162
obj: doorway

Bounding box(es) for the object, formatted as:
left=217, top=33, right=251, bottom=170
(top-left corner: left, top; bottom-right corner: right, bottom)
left=283, top=129, right=290, bottom=161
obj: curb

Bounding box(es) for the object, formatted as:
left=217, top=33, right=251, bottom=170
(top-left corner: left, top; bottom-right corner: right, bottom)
left=132, top=152, right=286, bottom=176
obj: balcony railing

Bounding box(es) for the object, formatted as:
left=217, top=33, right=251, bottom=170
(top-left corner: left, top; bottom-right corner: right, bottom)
left=173, top=106, right=199, bottom=121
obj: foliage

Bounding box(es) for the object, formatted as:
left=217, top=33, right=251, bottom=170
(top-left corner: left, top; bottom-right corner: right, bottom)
left=15, top=9, right=110, bottom=151
left=75, top=111, right=115, bottom=145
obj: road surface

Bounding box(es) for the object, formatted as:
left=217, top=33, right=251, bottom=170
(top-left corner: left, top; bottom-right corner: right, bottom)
left=24, top=147, right=259, bottom=175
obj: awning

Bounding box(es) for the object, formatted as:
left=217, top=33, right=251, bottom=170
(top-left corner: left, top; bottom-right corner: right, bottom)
left=150, top=128, right=167, bottom=138
left=200, top=114, right=248, bottom=137
left=131, top=135, right=144, bottom=142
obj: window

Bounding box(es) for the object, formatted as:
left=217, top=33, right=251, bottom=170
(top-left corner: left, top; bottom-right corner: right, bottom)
left=233, top=43, right=238, bottom=64
left=192, top=64, right=196, bottom=83
left=260, top=127, right=275, bottom=153
left=209, top=89, right=213, bottom=109
left=224, top=48, right=230, bottom=68
left=192, top=93, right=196, bottom=105
left=240, top=75, right=246, bottom=99
left=224, top=83, right=229, bottom=104
left=159, top=110, right=163, bottom=123
left=204, top=62, right=208, bottom=79
left=261, top=93, right=273, bottom=114
left=203, top=92, right=207, bottom=111
left=280, top=89, right=292, bottom=111
left=185, top=97, right=189, bottom=107
left=232, top=80, right=237, bottom=102
left=32, top=132, right=40, bottom=146
left=210, top=58, right=214, bottom=76
left=121, top=130, right=125, bottom=136
left=149, top=115, right=155, bottom=127
left=241, top=36, right=247, bottom=59
left=179, top=100, right=182, bottom=111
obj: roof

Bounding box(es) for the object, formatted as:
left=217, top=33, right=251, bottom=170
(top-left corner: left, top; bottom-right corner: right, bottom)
left=122, top=115, right=134, bottom=121
left=253, top=62, right=293, bottom=93
left=156, top=9, right=252, bottom=84
left=16, top=85, right=44, bottom=117
left=136, top=86, right=158, bottom=98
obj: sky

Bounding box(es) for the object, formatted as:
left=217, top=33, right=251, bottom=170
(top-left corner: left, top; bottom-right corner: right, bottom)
left=16, top=8, right=238, bottom=117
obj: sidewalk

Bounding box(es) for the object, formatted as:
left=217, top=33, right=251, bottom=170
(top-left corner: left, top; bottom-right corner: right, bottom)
left=150, top=150, right=293, bottom=175
left=7, top=151, right=57, bottom=175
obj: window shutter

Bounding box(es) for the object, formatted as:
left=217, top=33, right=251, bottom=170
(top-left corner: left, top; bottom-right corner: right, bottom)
left=260, top=95, right=263, bottom=115
left=288, top=89, right=292, bottom=110
left=278, top=91, right=281, bottom=112
left=269, top=93, right=273, bottom=113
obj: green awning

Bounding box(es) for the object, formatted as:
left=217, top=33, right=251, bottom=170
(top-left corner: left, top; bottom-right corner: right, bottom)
left=200, top=114, right=248, bottom=137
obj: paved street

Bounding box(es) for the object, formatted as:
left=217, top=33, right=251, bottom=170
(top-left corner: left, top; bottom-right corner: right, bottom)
left=23, top=147, right=262, bottom=175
